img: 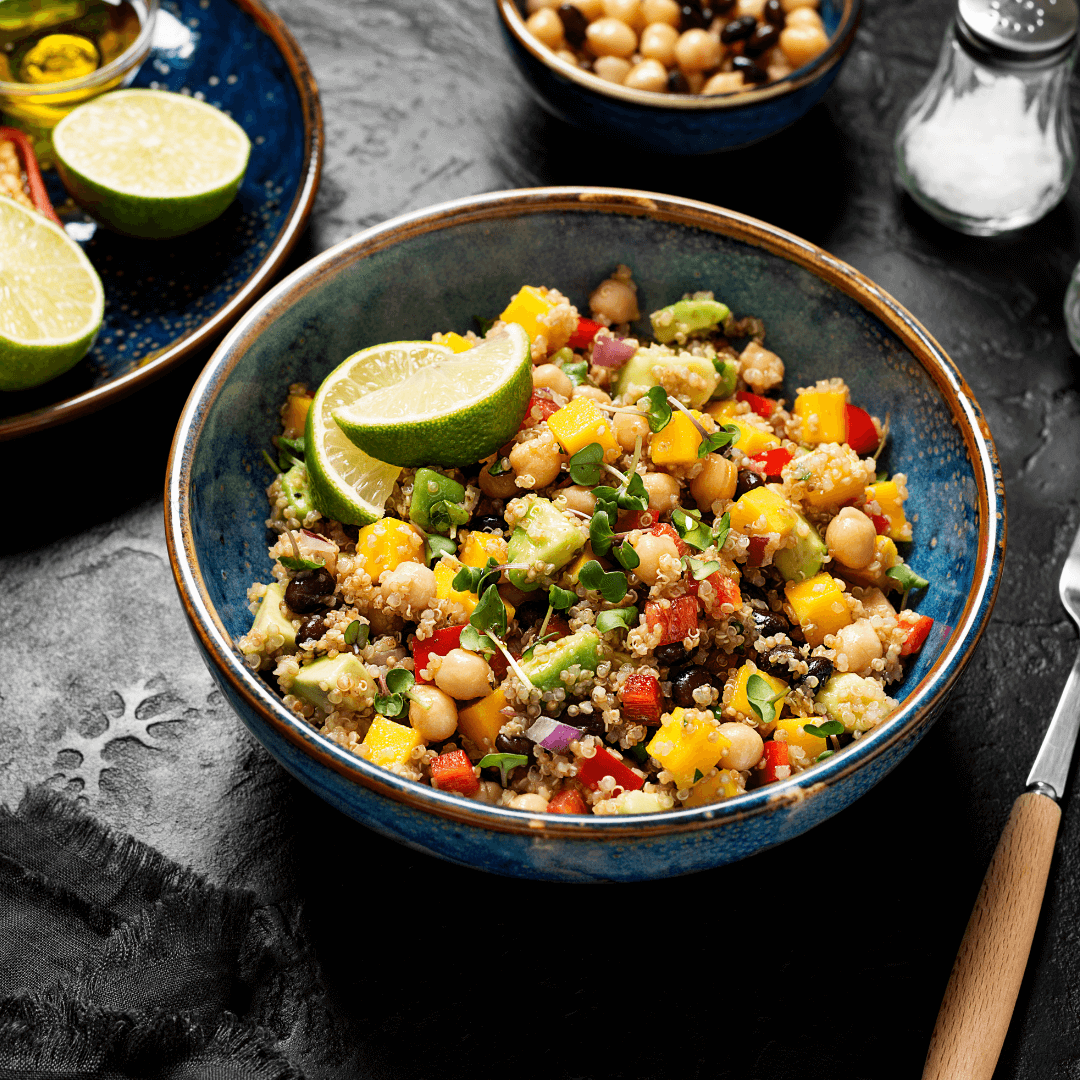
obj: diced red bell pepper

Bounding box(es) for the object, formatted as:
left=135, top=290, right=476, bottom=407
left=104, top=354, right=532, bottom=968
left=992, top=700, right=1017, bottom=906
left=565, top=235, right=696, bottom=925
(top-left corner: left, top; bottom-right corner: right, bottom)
left=686, top=569, right=741, bottom=613
left=576, top=746, right=645, bottom=792
left=620, top=672, right=663, bottom=726
left=645, top=596, right=699, bottom=647
left=649, top=522, right=689, bottom=556
left=759, top=740, right=790, bottom=785
left=413, top=624, right=466, bottom=683
left=898, top=611, right=934, bottom=656
left=870, top=513, right=890, bottom=535
left=619, top=509, right=653, bottom=532
left=749, top=447, right=793, bottom=482
left=745, top=535, right=769, bottom=566
left=520, top=389, right=561, bottom=430
left=736, top=390, right=776, bottom=419
left=430, top=750, right=480, bottom=795
left=567, top=317, right=603, bottom=350
left=547, top=788, right=589, bottom=814
left=845, top=405, right=879, bottom=455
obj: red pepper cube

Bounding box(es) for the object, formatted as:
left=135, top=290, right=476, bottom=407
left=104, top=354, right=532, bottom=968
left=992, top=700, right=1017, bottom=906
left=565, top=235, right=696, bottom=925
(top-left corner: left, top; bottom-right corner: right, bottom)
left=760, top=740, right=790, bottom=784
left=844, top=404, right=879, bottom=455
left=645, top=596, right=700, bottom=647
left=413, top=624, right=466, bottom=683
left=686, top=569, right=741, bottom=613
left=749, top=447, right=793, bottom=482
left=898, top=611, right=934, bottom=656
left=870, top=513, right=891, bottom=535
left=519, top=389, right=561, bottom=431
left=745, top=535, right=769, bottom=566
left=576, top=746, right=645, bottom=792
left=547, top=789, right=589, bottom=814
left=430, top=750, right=480, bottom=795
left=567, top=317, right=603, bottom=350
left=620, top=672, right=663, bottom=726
left=736, top=390, right=775, bottom=419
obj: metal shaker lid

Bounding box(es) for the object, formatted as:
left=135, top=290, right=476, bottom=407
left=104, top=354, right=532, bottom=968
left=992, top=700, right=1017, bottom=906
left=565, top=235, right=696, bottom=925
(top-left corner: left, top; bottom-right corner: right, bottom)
left=957, top=0, right=1078, bottom=60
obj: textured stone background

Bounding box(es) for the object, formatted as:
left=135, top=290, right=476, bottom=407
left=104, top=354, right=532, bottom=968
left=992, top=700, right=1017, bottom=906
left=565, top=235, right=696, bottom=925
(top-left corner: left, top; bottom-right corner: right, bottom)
left=2, top=0, right=1080, bottom=1076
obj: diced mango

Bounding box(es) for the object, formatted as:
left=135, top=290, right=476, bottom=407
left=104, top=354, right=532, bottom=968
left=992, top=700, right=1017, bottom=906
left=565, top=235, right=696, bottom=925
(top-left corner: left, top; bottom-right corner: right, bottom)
left=838, top=535, right=900, bottom=591
left=282, top=393, right=312, bottom=438
left=434, top=559, right=515, bottom=621
left=565, top=544, right=597, bottom=586
left=457, top=686, right=509, bottom=754
left=683, top=768, right=741, bottom=807
left=784, top=573, right=852, bottom=647
left=728, top=663, right=789, bottom=723
left=728, top=486, right=796, bottom=538
left=362, top=716, right=424, bottom=769
left=705, top=398, right=740, bottom=422
left=774, top=717, right=827, bottom=762
left=499, top=285, right=556, bottom=341
left=355, top=519, right=424, bottom=582
left=650, top=411, right=703, bottom=465
left=460, top=531, right=508, bottom=568
left=546, top=397, right=620, bottom=461
left=794, top=390, right=847, bottom=443
left=728, top=416, right=781, bottom=455
left=646, top=707, right=732, bottom=789
left=442, top=332, right=473, bottom=353
left=866, top=479, right=912, bottom=542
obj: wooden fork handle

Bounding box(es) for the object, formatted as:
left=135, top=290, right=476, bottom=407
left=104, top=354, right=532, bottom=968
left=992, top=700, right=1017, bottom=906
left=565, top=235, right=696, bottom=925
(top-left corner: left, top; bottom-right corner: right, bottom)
left=922, top=791, right=1061, bottom=1080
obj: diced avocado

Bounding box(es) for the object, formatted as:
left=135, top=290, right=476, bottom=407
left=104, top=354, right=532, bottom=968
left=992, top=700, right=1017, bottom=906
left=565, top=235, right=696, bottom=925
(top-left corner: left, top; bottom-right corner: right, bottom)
left=773, top=511, right=827, bottom=583
left=249, top=582, right=296, bottom=655
left=507, top=496, right=587, bottom=592
left=816, top=672, right=896, bottom=733
left=650, top=299, right=730, bottom=344
left=613, top=346, right=718, bottom=410
left=281, top=462, right=314, bottom=522
left=292, top=654, right=375, bottom=714
left=520, top=628, right=602, bottom=690
left=711, top=356, right=738, bottom=399
left=409, top=468, right=467, bottom=534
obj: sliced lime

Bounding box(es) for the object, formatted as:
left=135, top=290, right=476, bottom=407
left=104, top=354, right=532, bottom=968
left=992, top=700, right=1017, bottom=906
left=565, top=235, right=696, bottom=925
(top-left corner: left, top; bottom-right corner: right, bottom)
left=306, top=340, right=454, bottom=525
left=332, top=323, right=532, bottom=468
left=0, top=194, right=104, bottom=391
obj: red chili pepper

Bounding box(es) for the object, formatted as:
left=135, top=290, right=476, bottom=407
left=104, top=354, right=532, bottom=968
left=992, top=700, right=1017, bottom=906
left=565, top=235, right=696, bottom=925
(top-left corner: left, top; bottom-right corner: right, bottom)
left=620, top=672, right=663, bottom=726
left=736, top=390, right=775, bottom=419
left=0, top=127, right=61, bottom=226
left=547, top=789, right=588, bottom=814
left=870, top=513, right=890, bottom=535
left=567, top=317, right=603, bottom=350
left=760, top=741, right=790, bottom=784
left=413, top=624, right=466, bottom=683
left=844, top=405, right=879, bottom=455
left=745, top=535, right=769, bottom=566
left=519, top=389, right=561, bottom=430
left=686, top=569, right=741, bottom=613
left=749, top=447, right=793, bottom=482
left=576, top=746, right=645, bottom=792
left=898, top=611, right=934, bottom=656
left=430, top=750, right=479, bottom=795
left=645, top=596, right=699, bottom=646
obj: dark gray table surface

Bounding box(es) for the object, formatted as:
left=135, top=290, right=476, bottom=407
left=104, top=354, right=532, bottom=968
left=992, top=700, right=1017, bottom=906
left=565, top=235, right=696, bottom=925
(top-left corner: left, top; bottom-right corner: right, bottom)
left=3, top=0, right=1079, bottom=1076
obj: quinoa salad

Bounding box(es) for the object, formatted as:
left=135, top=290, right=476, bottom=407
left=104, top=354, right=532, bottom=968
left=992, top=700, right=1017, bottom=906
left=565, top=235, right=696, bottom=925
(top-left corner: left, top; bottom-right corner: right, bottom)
left=237, top=267, right=934, bottom=816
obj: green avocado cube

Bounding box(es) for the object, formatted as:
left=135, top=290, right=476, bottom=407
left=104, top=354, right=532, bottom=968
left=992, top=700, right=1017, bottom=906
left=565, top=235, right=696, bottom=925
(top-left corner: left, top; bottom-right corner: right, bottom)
left=650, top=298, right=730, bottom=344
left=292, top=654, right=375, bottom=714
left=410, top=468, right=467, bottom=533
left=281, top=463, right=314, bottom=522
left=520, top=628, right=602, bottom=691
left=614, top=346, right=718, bottom=410
left=506, top=496, right=587, bottom=591
left=773, top=511, right=827, bottom=583
left=249, top=582, right=296, bottom=654
left=711, top=356, right=738, bottom=399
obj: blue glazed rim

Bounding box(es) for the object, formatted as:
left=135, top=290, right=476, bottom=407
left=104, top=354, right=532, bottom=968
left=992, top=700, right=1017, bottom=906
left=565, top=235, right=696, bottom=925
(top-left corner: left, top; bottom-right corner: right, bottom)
left=165, top=187, right=1006, bottom=843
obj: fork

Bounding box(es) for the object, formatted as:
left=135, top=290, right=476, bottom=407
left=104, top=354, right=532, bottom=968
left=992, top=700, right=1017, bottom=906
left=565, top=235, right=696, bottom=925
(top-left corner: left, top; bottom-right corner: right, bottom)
left=922, top=523, right=1080, bottom=1080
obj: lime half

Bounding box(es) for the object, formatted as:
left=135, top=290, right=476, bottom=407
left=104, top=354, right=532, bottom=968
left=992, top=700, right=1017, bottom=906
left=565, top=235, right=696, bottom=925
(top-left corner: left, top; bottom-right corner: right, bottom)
left=0, top=194, right=104, bottom=391
left=332, top=323, right=532, bottom=468
left=52, top=89, right=251, bottom=239
left=306, top=340, right=455, bottom=526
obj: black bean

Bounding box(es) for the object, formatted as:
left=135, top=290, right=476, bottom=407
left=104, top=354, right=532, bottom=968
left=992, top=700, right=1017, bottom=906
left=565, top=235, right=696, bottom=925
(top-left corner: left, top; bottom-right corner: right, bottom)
left=713, top=0, right=736, bottom=10
left=733, top=54, right=768, bottom=81
left=558, top=2, right=588, bottom=47
left=655, top=642, right=689, bottom=666
left=668, top=68, right=691, bottom=93
left=764, top=0, right=785, bottom=25
left=473, top=515, right=505, bottom=534
left=720, top=14, right=757, bottom=42
left=734, top=469, right=764, bottom=499
left=577, top=713, right=606, bottom=739
left=681, top=3, right=707, bottom=28
left=285, top=567, right=336, bottom=614
left=496, top=733, right=535, bottom=760
left=794, top=656, right=835, bottom=692
left=296, top=614, right=326, bottom=647
left=759, top=643, right=799, bottom=677
left=671, top=666, right=714, bottom=708
left=744, top=22, right=780, bottom=56
left=752, top=609, right=791, bottom=639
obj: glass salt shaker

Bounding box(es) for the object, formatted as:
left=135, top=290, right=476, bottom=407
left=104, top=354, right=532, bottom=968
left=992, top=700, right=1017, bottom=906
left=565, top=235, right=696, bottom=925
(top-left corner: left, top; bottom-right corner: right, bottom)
left=894, top=0, right=1078, bottom=236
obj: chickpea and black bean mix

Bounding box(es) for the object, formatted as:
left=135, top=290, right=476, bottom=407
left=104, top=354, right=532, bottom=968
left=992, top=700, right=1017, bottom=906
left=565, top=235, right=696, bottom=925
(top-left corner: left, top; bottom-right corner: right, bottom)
left=239, top=267, right=934, bottom=816
left=522, top=0, right=832, bottom=96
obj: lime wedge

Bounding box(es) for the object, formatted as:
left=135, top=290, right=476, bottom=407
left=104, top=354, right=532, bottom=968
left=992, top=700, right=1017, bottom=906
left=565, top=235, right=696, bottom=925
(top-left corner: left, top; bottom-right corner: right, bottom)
left=332, top=323, right=532, bottom=468
left=0, top=194, right=104, bottom=391
left=306, top=341, right=455, bottom=526
left=52, top=89, right=251, bottom=239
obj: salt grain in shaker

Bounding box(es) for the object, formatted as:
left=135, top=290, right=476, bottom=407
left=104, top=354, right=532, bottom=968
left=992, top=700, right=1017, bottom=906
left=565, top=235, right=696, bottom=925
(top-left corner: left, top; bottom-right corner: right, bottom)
left=894, top=0, right=1077, bottom=235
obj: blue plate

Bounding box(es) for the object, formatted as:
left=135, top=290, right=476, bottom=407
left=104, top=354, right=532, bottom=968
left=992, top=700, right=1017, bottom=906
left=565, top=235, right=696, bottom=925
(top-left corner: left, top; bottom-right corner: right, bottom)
left=0, top=0, right=322, bottom=439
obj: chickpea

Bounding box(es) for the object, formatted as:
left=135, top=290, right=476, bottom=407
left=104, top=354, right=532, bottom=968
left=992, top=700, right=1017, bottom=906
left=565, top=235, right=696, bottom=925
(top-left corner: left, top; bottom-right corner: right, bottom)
left=594, top=54, right=633, bottom=81
left=703, top=71, right=745, bottom=94
left=526, top=7, right=565, bottom=47
left=833, top=620, right=883, bottom=673
left=434, top=648, right=493, bottom=700
left=573, top=384, right=612, bottom=404
left=568, top=0, right=604, bottom=18
left=479, top=458, right=519, bottom=499
left=639, top=21, right=679, bottom=65
left=737, top=0, right=768, bottom=15
left=602, top=0, right=645, bottom=30
left=641, top=0, right=681, bottom=25
left=556, top=48, right=579, bottom=64
left=468, top=780, right=504, bottom=804
left=642, top=472, right=680, bottom=516
left=613, top=410, right=650, bottom=452
left=624, top=58, right=668, bottom=91
left=532, top=362, right=573, bottom=399
left=826, top=506, right=877, bottom=570
left=409, top=684, right=459, bottom=742
left=717, top=721, right=765, bottom=771
left=675, top=28, right=721, bottom=72
left=690, top=453, right=737, bottom=510
left=633, top=531, right=680, bottom=586
left=586, top=17, right=638, bottom=58
left=785, top=6, right=823, bottom=27
left=510, top=792, right=550, bottom=812
left=379, top=560, right=437, bottom=613
left=589, top=278, right=640, bottom=324
left=510, top=431, right=564, bottom=489
left=779, top=23, right=829, bottom=67
left=558, top=485, right=598, bottom=516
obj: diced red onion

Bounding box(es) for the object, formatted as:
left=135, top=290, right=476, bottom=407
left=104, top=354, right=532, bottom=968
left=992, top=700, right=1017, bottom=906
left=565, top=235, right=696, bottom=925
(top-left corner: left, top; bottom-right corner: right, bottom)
left=525, top=717, right=583, bottom=752
left=591, top=335, right=637, bottom=369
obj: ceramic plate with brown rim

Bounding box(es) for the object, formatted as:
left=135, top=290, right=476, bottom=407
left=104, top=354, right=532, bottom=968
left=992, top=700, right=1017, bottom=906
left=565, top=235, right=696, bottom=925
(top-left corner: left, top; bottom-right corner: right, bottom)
left=0, top=0, right=322, bottom=440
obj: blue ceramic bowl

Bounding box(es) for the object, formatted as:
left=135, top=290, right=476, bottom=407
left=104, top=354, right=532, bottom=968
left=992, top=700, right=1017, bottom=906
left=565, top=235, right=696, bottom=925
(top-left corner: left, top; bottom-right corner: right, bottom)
left=166, top=188, right=1005, bottom=883
left=496, top=0, right=861, bottom=154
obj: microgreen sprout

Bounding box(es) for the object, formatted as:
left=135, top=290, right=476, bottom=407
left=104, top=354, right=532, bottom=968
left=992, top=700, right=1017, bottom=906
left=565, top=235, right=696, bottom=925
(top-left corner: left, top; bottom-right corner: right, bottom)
left=474, top=314, right=496, bottom=335
left=696, top=424, right=740, bottom=459
left=886, top=563, right=929, bottom=608
left=745, top=674, right=786, bottom=725
left=589, top=508, right=615, bottom=557
left=578, top=560, right=628, bottom=603
left=429, top=499, right=470, bottom=534
left=873, top=413, right=890, bottom=463
left=549, top=584, right=578, bottom=612
left=802, top=720, right=844, bottom=739
left=672, top=506, right=712, bottom=551
left=459, top=625, right=495, bottom=655
left=642, top=386, right=672, bottom=433
left=478, top=752, right=529, bottom=786
left=452, top=557, right=501, bottom=596
left=613, top=539, right=640, bottom=572
left=683, top=555, right=721, bottom=581
left=374, top=667, right=416, bottom=717
left=713, top=511, right=731, bottom=551
left=815, top=750, right=835, bottom=762
left=562, top=360, right=589, bottom=385
left=344, top=619, right=368, bottom=648
left=261, top=450, right=282, bottom=474
left=568, top=442, right=605, bottom=485
left=596, top=606, right=637, bottom=633
left=425, top=535, right=456, bottom=564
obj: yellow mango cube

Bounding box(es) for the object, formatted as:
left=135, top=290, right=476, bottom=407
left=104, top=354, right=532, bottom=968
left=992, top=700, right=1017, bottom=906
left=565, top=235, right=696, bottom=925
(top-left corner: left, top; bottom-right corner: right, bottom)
left=645, top=707, right=732, bottom=789
left=460, top=531, right=508, bottom=568
left=546, top=397, right=619, bottom=461
left=728, top=486, right=796, bottom=538
left=355, top=518, right=424, bottom=583
left=683, top=768, right=741, bottom=808
left=650, top=411, right=703, bottom=465
left=728, top=416, right=781, bottom=455
left=362, top=716, right=424, bottom=768
left=839, top=535, right=900, bottom=591
left=728, top=663, right=789, bottom=721
left=774, top=717, right=827, bottom=762
left=499, top=285, right=556, bottom=341
left=784, top=573, right=852, bottom=647
left=866, top=479, right=912, bottom=542
left=794, top=390, right=847, bottom=443
left=434, top=559, right=515, bottom=621
left=565, top=545, right=597, bottom=585
left=281, top=393, right=312, bottom=438
left=705, top=398, right=740, bottom=422
left=442, top=332, right=473, bottom=353
left=457, top=686, right=509, bottom=753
